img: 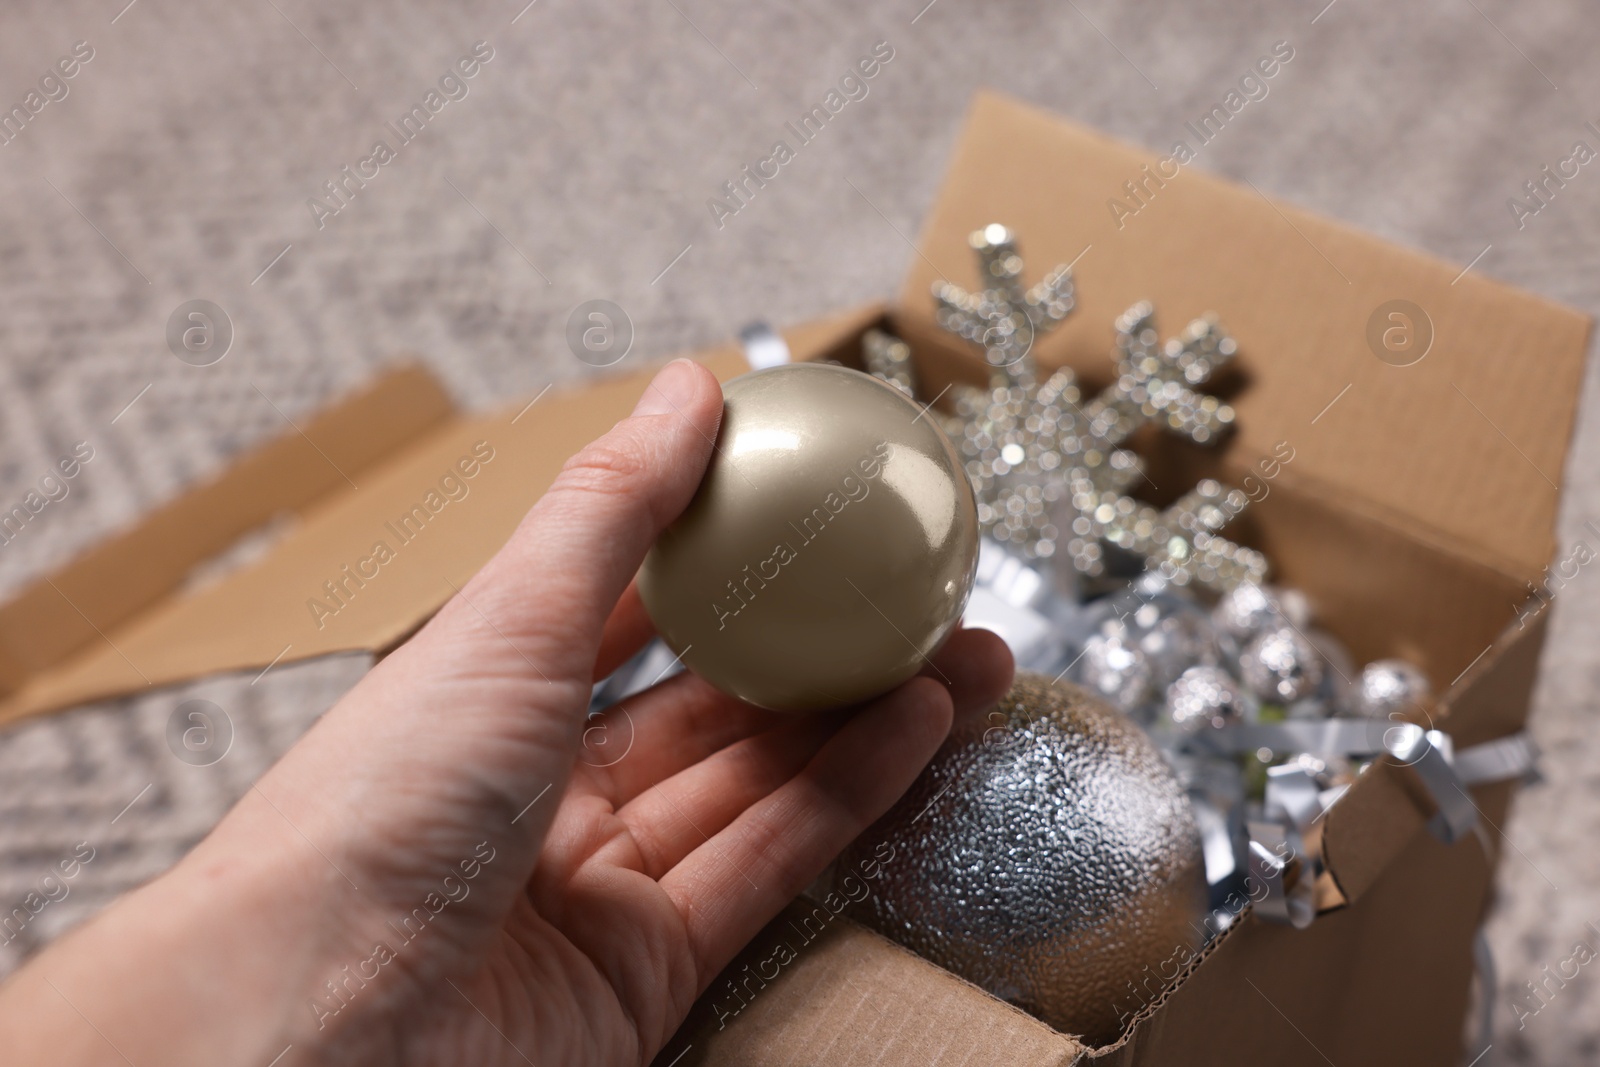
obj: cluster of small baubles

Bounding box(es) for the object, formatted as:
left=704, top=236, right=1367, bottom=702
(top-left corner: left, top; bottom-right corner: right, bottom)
left=1068, top=575, right=1225, bottom=720
left=1213, top=582, right=1433, bottom=722
left=1068, top=578, right=1433, bottom=736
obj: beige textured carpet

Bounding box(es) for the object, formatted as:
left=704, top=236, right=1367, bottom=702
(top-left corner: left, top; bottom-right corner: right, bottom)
left=2, top=0, right=1598, bottom=1061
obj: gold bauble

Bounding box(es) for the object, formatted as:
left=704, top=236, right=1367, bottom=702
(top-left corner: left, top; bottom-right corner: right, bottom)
left=840, top=672, right=1208, bottom=1044
left=639, top=363, right=979, bottom=712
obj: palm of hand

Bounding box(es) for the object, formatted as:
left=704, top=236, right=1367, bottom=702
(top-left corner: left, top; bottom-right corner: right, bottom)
left=378, top=662, right=984, bottom=1067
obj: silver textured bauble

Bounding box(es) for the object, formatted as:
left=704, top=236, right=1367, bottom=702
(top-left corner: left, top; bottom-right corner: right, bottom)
left=1345, top=658, right=1431, bottom=719
left=1165, top=665, right=1254, bottom=733
left=840, top=673, right=1207, bottom=1045
left=1239, top=626, right=1325, bottom=704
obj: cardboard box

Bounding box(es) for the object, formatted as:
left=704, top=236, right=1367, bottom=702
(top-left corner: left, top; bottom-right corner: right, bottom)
left=0, top=92, right=1589, bottom=1064
left=648, top=93, right=1591, bottom=1065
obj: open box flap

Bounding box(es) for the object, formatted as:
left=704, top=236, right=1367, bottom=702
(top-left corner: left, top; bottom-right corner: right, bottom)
left=0, top=305, right=883, bottom=726
left=892, top=91, right=1592, bottom=585
left=0, top=365, right=454, bottom=722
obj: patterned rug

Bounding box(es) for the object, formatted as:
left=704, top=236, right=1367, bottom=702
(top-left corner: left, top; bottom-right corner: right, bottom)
left=1, top=1, right=1598, bottom=1061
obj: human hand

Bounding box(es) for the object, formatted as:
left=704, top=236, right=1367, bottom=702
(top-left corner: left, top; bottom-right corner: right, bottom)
left=0, top=359, right=1013, bottom=1066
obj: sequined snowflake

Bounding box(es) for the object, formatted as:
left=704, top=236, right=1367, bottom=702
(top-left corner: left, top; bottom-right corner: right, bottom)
left=862, top=224, right=1267, bottom=593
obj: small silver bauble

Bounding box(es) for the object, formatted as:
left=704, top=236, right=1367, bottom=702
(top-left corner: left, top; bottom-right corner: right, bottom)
left=1212, top=582, right=1311, bottom=642
left=1075, top=625, right=1156, bottom=713
left=1239, top=626, right=1325, bottom=704
left=1128, top=598, right=1222, bottom=689
left=1084, top=587, right=1221, bottom=689
left=1166, top=665, right=1255, bottom=733
left=1345, top=658, right=1431, bottom=719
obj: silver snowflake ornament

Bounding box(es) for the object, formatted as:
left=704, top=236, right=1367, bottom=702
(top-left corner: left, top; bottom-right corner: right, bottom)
left=1083, top=302, right=1238, bottom=446
left=863, top=329, right=915, bottom=398
left=946, top=363, right=1133, bottom=560
left=1067, top=477, right=1267, bottom=592
left=859, top=224, right=1265, bottom=590
left=931, top=223, right=1076, bottom=386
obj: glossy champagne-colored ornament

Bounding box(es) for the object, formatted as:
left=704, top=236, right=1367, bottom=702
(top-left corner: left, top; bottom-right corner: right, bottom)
left=840, top=672, right=1207, bottom=1045
left=638, top=362, right=979, bottom=713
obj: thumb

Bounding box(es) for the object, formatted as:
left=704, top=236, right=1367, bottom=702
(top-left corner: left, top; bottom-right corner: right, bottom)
left=252, top=357, right=722, bottom=881
left=413, top=357, right=724, bottom=694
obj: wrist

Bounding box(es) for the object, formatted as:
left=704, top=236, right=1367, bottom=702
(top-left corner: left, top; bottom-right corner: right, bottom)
left=0, top=792, right=380, bottom=1067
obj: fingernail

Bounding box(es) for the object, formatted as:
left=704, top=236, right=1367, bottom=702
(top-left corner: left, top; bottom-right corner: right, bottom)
left=633, top=359, right=699, bottom=417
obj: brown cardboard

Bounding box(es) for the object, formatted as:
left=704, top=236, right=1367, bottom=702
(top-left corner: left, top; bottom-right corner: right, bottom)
left=0, top=366, right=454, bottom=717
left=655, top=899, right=1083, bottom=1067
left=0, top=90, right=1591, bottom=1066
left=1095, top=802, right=1501, bottom=1066
left=649, top=94, right=1590, bottom=1063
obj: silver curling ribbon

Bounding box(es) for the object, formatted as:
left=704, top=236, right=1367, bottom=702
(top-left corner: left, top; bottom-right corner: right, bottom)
left=738, top=321, right=791, bottom=368
left=1194, top=723, right=1542, bottom=787
left=1453, top=731, right=1542, bottom=787
left=589, top=639, right=686, bottom=713
left=1188, top=718, right=1385, bottom=759
left=1246, top=817, right=1315, bottom=929
left=1264, top=761, right=1325, bottom=833
left=963, top=538, right=1083, bottom=673
left=1194, top=799, right=1239, bottom=887
left=1166, top=753, right=1247, bottom=891
left=1384, top=725, right=1477, bottom=844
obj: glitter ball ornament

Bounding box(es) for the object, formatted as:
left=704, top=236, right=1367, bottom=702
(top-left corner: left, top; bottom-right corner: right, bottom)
left=1166, top=665, right=1255, bottom=733
left=1239, top=626, right=1326, bottom=704
left=1213, top=582, right=1314, bottom=643
left=1082, top=586, right=1222, bottom=691
left=1345, top=658, right=1431, bottom=719
left=840, top=673, right=1207, bottom=1045
left=1075, top=625, right=1157, bottom=714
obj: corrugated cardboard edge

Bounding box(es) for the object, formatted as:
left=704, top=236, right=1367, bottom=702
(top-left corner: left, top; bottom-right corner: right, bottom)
left=652, top=897, right=1085, bottom=1067
left=1094, top=811, right=1498, bottom=1065
left=1074, top=903, right=1253, bottom=1059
